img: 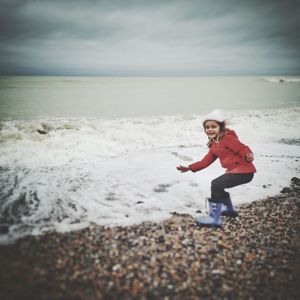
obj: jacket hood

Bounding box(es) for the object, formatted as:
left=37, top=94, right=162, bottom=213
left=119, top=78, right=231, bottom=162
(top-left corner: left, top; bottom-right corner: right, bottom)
left=224, top=128, right=237, bottom=138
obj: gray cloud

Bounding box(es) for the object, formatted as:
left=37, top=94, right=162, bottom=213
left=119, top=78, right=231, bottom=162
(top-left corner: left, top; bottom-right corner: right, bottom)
left=0, top=0, right=299, bottom=75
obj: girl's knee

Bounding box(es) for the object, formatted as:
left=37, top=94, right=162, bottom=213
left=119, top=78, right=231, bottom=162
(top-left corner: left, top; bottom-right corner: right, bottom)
left=211, top=178, right=222, bottom=189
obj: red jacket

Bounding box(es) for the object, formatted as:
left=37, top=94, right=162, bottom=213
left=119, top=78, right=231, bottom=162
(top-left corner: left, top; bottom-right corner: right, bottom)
left=189, top=129, right=256, bottom=174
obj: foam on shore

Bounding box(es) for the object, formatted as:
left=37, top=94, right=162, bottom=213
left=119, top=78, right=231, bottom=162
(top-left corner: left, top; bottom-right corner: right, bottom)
left=0, top=107, right=299, bottom=243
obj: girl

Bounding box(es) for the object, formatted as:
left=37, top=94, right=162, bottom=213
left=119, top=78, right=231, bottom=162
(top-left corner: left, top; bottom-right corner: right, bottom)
left=177, top=109, right=256, bottom=226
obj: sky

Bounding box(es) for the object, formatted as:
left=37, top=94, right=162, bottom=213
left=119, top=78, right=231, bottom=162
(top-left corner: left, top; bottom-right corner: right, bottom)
left=0, top=0, right=299, bottom=76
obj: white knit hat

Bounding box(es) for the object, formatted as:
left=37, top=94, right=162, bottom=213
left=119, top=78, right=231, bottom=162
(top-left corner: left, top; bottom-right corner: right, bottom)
left=202, top=109, right=225, bottom=125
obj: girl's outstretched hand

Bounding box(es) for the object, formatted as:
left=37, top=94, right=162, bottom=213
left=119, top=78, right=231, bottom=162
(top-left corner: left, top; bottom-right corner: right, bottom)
left=177, top=165, right=190, bottom=172
left=245, top=153, right=254, bottom=162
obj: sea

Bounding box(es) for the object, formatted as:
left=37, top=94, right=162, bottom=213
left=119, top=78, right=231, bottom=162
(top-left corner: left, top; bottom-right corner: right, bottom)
left=0, top=75, right=300, bottom=244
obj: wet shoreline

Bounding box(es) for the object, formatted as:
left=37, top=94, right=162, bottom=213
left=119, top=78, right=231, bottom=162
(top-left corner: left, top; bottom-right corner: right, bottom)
left=0, top=178, right=299, bottom=300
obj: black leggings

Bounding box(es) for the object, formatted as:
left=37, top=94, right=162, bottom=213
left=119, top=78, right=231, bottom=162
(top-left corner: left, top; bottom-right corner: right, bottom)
left=210, top=173, right=254, bottom=203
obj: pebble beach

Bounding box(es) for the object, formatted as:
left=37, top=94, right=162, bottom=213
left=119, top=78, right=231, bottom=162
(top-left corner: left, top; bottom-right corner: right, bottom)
left=0, top=177, right=299, bottom=300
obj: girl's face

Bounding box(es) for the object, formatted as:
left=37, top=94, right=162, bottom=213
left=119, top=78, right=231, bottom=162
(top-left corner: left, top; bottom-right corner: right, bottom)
left=204, top=120, right=221, bottom=139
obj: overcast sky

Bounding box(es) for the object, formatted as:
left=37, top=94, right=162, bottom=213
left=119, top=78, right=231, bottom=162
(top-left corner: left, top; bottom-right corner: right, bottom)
left=1, top=0, right=299, bottom=76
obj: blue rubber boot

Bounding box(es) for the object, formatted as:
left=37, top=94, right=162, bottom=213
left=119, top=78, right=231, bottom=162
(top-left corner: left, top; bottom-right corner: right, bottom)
left=196, top=200, right=222, bottom=226
left=221, top=195, right=238, bottom=218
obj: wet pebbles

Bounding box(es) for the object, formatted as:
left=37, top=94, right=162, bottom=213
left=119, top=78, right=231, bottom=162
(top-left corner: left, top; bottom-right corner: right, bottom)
left=0, top=178, right=299, bottom=300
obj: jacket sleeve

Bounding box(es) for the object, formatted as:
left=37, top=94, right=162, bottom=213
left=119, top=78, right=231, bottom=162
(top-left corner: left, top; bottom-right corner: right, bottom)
left=188, top=148, right=217, bottom=172
left=222, top=134, right=253, bottom=159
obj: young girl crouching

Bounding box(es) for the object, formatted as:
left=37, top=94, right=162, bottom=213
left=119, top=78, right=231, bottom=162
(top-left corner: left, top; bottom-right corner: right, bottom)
left=177, top=110, right=256, bottom=226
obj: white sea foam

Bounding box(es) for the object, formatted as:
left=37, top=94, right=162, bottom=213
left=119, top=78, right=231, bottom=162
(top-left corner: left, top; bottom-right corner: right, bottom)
left=0, top=107, right=300, bottom=244
left=261, top=76, right=300, bottom=83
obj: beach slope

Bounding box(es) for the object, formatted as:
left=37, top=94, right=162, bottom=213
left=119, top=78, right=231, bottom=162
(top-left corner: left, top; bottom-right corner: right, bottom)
left=0, top=178, right=299, bottom=300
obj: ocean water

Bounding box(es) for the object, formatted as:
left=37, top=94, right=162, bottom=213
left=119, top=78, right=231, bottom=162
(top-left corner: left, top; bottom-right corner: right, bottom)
left=1, top=76, right=300, bottom=121
left=0, top=76, right=300, bottom=244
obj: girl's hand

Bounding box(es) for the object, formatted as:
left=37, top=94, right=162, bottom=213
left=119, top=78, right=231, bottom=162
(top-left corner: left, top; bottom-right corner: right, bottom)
left=245, top=153, right=254, bottom=162
left=177, top=165, right=190, bottom=172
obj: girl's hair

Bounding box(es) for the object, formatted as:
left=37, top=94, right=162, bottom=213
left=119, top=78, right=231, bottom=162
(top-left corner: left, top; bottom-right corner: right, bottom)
left=218, top=121, right=226, bottom=133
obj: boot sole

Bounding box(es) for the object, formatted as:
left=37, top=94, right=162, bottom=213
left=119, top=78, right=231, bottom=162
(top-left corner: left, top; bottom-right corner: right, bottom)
left=221, top=211, right=238, bottom=218
left=196, top=222, right=221, bottom=228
